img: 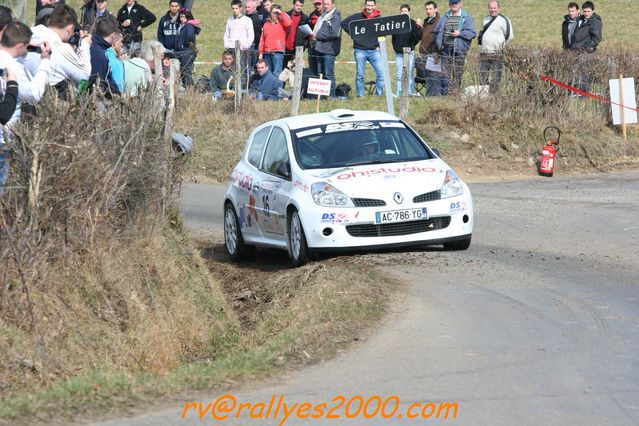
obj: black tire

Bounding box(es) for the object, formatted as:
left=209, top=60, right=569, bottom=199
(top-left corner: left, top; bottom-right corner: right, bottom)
left=443, top=235, right=472, bottom=251
left=224, top=203, right=255, bottom=261
left=288, top=209, right=309, bottom=267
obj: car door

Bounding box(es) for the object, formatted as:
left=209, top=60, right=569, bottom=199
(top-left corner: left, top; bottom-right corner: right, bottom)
left=254, top=126, right=292, bottom=238
left=237, top=126, right=271, bottom=240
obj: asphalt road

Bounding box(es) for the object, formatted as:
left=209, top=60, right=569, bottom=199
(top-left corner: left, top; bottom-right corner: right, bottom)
left=97, top=171, right=639, bottom=426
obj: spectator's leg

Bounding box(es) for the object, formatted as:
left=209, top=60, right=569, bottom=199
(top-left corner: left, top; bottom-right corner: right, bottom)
left=308, top=47, right=318, bottom=76
left=272, top=52, right=284, bottom=78
left=395, top=52, right=403, bottom=96
left=441, top=51, right=453, bottom=96
left=369, top=49, right=385, bottom=96
left=491, top=55, right=503, bottom=94
left=479, top=53, right=490, bottom=86
left=408, top=51, right=416, bottom=95
left=354, top=49, right=366, bottom=97
left=181, top=0, right=194, bottom=12
left=0, top=150, right=7, bottom=196
left=450, top=54, right=465, bottom=94
left=179, top=50, right=196, bottom=86
left=264, top=53, right=275, bottom=75
left=323, top=54, right=336, bottom=98
left=316, top=51, right=325, bottom=77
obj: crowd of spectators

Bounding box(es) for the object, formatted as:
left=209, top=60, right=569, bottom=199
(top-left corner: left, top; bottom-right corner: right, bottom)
left=0, top=0, right=605, bottom=193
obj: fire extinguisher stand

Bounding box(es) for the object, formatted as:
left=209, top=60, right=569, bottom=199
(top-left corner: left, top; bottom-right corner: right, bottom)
left=539, top=126, right=561, bottom=177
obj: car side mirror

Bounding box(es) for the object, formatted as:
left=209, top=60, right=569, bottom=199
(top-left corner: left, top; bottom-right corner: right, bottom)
left=276, top=161, right=291, bottom=179
left=431, top=148, right=441, bottom=158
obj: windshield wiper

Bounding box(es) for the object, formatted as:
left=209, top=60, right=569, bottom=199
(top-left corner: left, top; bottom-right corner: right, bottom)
left=343, top=159, right=387, bottom=166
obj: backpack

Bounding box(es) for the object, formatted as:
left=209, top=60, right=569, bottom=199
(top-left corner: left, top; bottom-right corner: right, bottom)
left=335, top=83, right=352, bottom=99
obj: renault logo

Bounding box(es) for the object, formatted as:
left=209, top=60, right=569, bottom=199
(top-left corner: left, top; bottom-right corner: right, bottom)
left=393, top=192, right=403, bottom=204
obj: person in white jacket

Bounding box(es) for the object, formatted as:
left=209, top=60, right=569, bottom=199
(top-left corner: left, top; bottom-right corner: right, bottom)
left=224, top=0, right=254, bottom=53
left=478, top=0, right=513, bottom=94
left=26, top=5, right=92, bottom=99
left=0, top=20, right=51, bottom=195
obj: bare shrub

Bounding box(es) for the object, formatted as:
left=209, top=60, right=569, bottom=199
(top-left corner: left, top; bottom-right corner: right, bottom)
left=0, top=88, right=229, bottom=396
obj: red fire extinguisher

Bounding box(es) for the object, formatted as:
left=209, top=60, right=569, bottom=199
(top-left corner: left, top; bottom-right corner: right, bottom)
left=539, top=126, right=561, bottom=177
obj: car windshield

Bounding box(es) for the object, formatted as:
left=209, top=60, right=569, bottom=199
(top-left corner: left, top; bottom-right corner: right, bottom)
left=291, top=121, right=435, bottom=170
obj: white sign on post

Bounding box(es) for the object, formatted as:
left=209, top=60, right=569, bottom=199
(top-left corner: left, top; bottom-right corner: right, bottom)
left=609, top=77, right=638, bottom=125
left=307, top=78, right=332, bottom=97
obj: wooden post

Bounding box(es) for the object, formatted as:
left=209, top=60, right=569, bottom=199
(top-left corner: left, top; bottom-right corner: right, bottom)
left=291, top=46, right=304, bottom=116
left=234, top=40, right=242, bottom=113
left=378, top=36, right=394, bottom=116
left=400, top=47, right=411, bottom=120
left=619, top=74, right=627, bottom=142
left=316, top=73, right=323, bottom=113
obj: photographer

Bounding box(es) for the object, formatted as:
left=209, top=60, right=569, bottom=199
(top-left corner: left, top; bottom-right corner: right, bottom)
left=28, top=5, right=92, bottom=99
left=259, top=4, right=291, bottom=77
left=0, top=21, right=51, bottom=195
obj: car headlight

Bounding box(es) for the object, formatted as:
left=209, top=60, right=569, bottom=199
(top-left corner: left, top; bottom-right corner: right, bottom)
left=440, top=170, right=464, bottom=198
left=311, top=182, right=354, bottom=207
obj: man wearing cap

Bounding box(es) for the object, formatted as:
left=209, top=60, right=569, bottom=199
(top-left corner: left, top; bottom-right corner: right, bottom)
left=434, top=0, right=476, bottom=95
left=341, top=0, right=385, bottom=97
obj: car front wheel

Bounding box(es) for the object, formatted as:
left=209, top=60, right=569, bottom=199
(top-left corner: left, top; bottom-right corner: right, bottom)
left=224, top=203, right=255, bottom=261
left=288, top=209, right=309, bottom=267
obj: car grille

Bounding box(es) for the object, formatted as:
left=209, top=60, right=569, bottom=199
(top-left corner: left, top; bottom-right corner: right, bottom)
left=352, top=198, right=386, bottom=207
left=346, top=216, right=451, bottom=237
left=413, top=190, right=441, bottom=203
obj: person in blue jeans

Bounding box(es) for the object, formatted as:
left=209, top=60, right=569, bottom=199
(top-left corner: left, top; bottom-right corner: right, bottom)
left=312, top=0, right=341, bottom=98
left=434, top=0, right=476, bottom=95
left=392, top=4, right=422, bottom=96
left=341, top=0, right=384, bottom=97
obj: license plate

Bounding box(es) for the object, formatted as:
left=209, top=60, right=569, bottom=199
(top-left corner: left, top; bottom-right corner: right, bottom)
left=375, top=208, right=428, bottom=224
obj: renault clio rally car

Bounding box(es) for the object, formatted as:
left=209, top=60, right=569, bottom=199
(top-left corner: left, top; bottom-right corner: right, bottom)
left=223, top=109, right=473, bottom=266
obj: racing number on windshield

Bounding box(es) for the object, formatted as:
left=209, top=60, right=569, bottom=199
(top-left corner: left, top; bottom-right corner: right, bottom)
left=262, top=195, right=270, bottom=217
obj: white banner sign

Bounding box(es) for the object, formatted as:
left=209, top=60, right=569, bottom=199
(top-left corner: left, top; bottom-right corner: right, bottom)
left=307, top=78, right=332, bottom=97
left=609, top=78, right=638, bottom=125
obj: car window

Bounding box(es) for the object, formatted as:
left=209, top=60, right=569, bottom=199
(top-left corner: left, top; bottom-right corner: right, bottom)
left=247, top=126, right=271, bottom=168
left=261, top=127, right=290, bottom=176
left=292, top=121, right=434, bottom=169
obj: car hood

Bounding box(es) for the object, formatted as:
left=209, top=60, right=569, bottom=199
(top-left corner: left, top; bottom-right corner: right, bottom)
left=305, top=159, right=450, bottom=199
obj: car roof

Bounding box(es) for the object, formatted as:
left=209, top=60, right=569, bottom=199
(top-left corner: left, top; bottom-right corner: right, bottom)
left=272, top=109, right=401, bottom=131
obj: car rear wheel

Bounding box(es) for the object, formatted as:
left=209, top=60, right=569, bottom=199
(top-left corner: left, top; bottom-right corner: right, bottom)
left=288, top=209, right=309, bottom=267
left=224, top=203, right=255, bottom=261
left=443, top=235, right=472, bottom=251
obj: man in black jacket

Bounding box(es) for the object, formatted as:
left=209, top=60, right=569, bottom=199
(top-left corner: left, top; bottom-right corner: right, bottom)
left=245, top=0, right=263, bottom=70
left=392, top=4, right=421, bottom=96
left=571, top=1, right=602, bottom=92
left=157, top=0, right=181, bottom=52
left=116, top=0, right=156, bottom=54
left=561, top=2, right=580, bottom=50
left=341, top=0, right=384, bottom=97
left=284, top=0, right=310, bottom=71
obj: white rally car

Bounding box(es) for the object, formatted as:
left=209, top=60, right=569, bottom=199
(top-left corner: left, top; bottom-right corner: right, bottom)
left=223, top=109, right=473, bottom=266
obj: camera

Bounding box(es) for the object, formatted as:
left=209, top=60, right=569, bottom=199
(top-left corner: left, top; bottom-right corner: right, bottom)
left=27, top=45, right=42, bottom=54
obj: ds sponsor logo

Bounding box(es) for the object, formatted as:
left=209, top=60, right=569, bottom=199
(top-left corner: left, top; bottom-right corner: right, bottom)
left=449, top=201, right=467, bottom=213
left=321, top=213, right=349, bottom=223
